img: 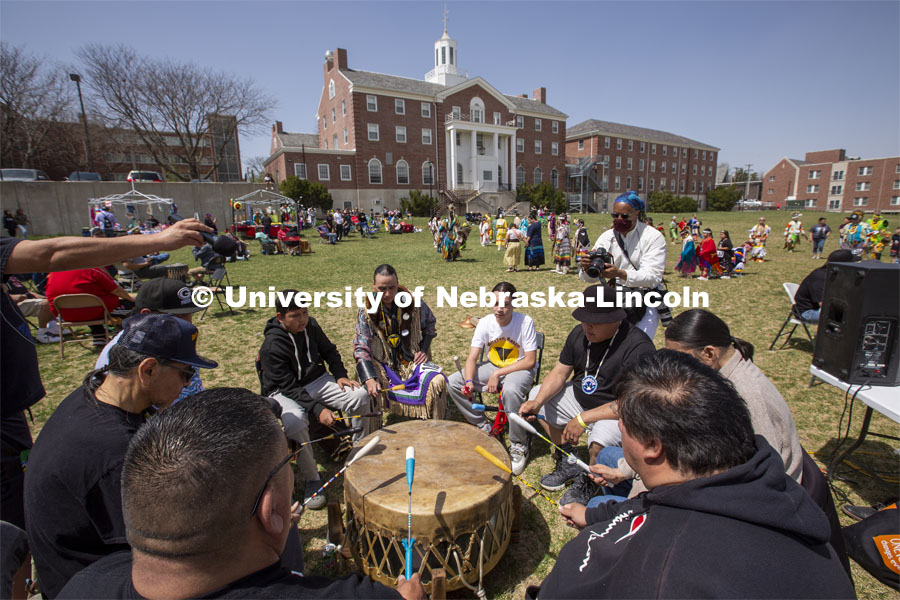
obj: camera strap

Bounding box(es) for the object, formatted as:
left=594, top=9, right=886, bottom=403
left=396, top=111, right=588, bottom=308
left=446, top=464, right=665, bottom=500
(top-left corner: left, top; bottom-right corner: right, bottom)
left=613, top=231, right=639, bottom=271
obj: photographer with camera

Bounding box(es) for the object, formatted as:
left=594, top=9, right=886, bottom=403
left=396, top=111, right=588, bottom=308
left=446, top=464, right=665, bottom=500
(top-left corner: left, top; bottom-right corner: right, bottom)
left=579, top=191, right=667, bottom=338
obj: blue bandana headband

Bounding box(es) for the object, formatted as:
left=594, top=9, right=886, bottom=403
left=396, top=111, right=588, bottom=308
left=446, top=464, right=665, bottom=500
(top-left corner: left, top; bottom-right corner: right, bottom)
left=615, top=191, right=645, bottom=212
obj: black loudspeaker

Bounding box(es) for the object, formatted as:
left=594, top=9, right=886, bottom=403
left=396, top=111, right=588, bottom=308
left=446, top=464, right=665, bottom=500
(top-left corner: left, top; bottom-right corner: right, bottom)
left=813, top=261, right=900, bottom=385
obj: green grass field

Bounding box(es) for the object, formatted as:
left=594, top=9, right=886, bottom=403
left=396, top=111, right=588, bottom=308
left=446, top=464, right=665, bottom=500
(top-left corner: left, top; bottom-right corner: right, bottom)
left=30, top=210, right=898, bottom=598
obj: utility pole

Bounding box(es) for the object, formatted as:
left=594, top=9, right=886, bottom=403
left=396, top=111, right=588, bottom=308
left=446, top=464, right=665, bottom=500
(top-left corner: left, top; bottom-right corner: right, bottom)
left=744, top=163, right=753, bottom=202
left=69, top=73, right=94, bottom=172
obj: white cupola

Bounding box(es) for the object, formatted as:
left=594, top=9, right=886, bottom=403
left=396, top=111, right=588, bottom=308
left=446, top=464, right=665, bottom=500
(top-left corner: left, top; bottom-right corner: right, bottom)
left=425, top=9, right=467, bottom=87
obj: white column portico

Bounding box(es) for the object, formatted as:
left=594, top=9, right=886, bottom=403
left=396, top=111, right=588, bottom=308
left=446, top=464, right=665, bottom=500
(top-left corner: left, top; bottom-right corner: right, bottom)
left=470, top=131, right=477, bottom=188
left=449, top=128, right=458, bottom=188
left=510, top=132, right=517, bottom=191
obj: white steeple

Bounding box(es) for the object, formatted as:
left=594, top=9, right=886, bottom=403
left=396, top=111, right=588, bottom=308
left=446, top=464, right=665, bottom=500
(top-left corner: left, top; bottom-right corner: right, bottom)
left=425, top=6, right=467, bottom=86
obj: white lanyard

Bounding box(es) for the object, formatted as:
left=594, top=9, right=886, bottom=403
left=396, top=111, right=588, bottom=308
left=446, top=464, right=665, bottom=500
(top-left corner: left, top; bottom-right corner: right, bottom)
left=584, top=328, right=618, bottom=380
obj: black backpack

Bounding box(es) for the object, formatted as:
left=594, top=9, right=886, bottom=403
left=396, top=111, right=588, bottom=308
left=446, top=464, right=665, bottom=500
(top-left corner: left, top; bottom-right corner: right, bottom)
left=842, top=504, right=899, bottom=589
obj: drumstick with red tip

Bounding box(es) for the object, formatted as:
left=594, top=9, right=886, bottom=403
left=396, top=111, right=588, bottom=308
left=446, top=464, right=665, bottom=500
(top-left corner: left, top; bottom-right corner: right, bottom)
left=475, top=445, right=559, bottom=507
left=402, top=446, right=416, bottom=581
left=507, top=413, right=591, bottom=473
left=303, top=435, right=381, bottom=507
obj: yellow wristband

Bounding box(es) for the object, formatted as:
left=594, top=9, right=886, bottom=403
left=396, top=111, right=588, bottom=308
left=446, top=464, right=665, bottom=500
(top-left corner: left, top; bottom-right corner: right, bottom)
left=576, top=413, right=587, bottom=428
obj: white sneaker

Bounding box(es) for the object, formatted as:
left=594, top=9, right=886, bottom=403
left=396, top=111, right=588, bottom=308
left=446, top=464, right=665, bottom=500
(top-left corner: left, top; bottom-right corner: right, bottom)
left=47, top=321, right=72, bottom=336
left=721, top=276, right=730, bottom=279
left=698, top=276, right=708, bottom=281
left=509, top=443, right=528, bottom=475
left=477, top=421, right=492, bottom=435
left=34, top=329, right=60, bottom=344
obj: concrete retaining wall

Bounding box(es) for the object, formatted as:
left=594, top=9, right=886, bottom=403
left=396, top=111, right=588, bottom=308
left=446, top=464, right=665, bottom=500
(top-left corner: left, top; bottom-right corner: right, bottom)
left=0, top=181, right=270, bottom=236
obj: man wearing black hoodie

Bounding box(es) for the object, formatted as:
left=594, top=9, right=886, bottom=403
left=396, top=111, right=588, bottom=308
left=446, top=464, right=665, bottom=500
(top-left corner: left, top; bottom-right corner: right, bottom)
left=257, top=292, right=376, bottom=510
left=532, top=351, right=854, bottom=599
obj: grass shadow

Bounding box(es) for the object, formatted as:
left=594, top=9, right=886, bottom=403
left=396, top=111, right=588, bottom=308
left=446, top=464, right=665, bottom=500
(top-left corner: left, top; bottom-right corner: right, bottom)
left=814, top=438, right=900, bottom=505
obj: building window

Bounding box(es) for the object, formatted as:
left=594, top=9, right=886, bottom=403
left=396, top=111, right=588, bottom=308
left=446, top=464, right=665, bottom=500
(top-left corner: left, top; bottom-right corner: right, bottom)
left=626, top=176, right=631, bottom=189
left=340, top=164, right=352, bottom=181
left=809, top=169, right=820, bottom=179
left=331, top=108, right=336, bottom=123
left=768, top=188, right=773, bottom=195
left=670, top=179, right=676, bottom=191
left=552, top=121, right=559, bottom=133
left=323, top=140, right=328, bottom=149
left=651, top=144, right=656, bottom=154
left=396, top=160, right=409, bottom=185
left=804, top=199, right=817, bottom=207
left=578, top=140, right=584, bottom=150
left=681, top=164, right=686, bottom=174
left=343, top=128, right=348, bottom=145
left=535, top=118, right=541, bottom=131
left=891, top=196, right=900, bottom=206
left=322, top=115, right=326, bottom=130
left=332, top=134, right=338, bottom=149
left=616, top=138, right=622, bottom=150
left=516, top=138, right=524, bottom=153
left=896, top=164, right=900, bottom=173
left=806, top=184, right=819, bottom=193
left=614, top=175, right=621, bottom=190
left=853, top=197, right=868, bottom=206
left=769, top=175, right=775, bottom=181
left=395, top=99, right=405, bottom=115
left=450, top=46, right=454, bottom=64
left=534, top=167, right=542, bottom=184
left=639, top=159, right=645, bottom=171
left=516, top=165, right=525, bottom=186
left=516, top=115, right=524, bottom=128
left=692, top=181, right=697, bottom=193
left=471, top=100, right=484, bottom=123
left=680, top=180, right=685, bottom=192
left=422, top=128, right=432, bottom=145
left=661, top=177, right=666, bottom=188
left=893, top=180, right=900, bottom=189
left=441, top=46, right=446, bottom=64
left=395, top=126, right=406, bottom=143
left=294, top=163, right=307, bottom=179
left=628, top=140, right=633, bottom=151
left=637, top=176, right=643, bottom=191
left=682, top=148, right=687, bottom=158
left=341, top=100, right=346, bottom=115
left=535, top=140, right=542, bottom=154
left=455, top=132, right=461, bottom=146
left=858, top=166, right=873, bottom=175
left=367, top=95, right=377, bottom=111
left=421, top=102, right=431, bottom=118
left=422, top=162, right=434, bottom=185
left=856, top=182, right=870, bottom=191
left=701, top=165, right=706, bottom=176
left=551, top=168, right=558, bottom=188
left=551, top=142, right=559, bottom=156
left=328, top=80, right=335, bottom=99
left=368, top=159, right=382, bottom=184
left=692, top=165, right=697, bottom=175
left=317, top=164, right=330, bottom=181
left=662, top=145, right=667, bottom=156
left=650, top=178, right=655, bottom=191
left=615, top=156, right=622, bottom=169
left=699, top=182, right=704, bottom=193
left=367, top=123, right=379, bottom=141
left=694, top=149, right=698, bottom=159
left=828, top=199, right=841, bottom=210
left=661, top=162, right=666, bottom=174
left=702, top=150, right=707, bottom=160
left=650, top=160, right=656, bottom=173
left=453, top=106, right=461, bottom=120
left=483, top=170, right=493, bottom=181
left=494, top=112, right=501, bottom=125
left=832, top=170, right=844, bottom=180
left=627, top=157, right=633, bottom=170
left=640, top=142, right=645, bottom=153
left=830, top=185, right=843, bottom=195
left=604, top=136, right=610, bottom=148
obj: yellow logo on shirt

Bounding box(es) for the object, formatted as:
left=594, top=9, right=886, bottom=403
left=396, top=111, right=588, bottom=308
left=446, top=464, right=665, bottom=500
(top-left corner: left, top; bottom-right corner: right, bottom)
left=488, top=338, right=520, bottom=367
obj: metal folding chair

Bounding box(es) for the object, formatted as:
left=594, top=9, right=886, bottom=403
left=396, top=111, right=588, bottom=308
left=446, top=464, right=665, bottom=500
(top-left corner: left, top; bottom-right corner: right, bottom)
left=53, top=293, right=113, bottom=358
left=769, top=282, right=815, bottom=350
left=199, top=259, right=234, bottom=319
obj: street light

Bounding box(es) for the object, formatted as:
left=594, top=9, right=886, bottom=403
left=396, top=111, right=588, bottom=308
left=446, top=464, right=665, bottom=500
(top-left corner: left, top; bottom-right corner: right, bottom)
left=69, top=73, right=94, bottom=172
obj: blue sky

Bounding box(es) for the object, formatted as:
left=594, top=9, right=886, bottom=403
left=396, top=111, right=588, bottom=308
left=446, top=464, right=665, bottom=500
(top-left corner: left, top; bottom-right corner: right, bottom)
left=2, top=1, right=898, bottom=177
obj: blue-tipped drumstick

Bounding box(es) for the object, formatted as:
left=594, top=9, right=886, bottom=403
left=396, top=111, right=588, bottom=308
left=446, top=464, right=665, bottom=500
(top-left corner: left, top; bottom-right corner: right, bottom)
left=471, top=403, right=545, bottom=420
left=507, top=413, right=591, bottom=473
left=402, top=446, right=416, bottom=581
left=302, top=435, right=380, bottom=507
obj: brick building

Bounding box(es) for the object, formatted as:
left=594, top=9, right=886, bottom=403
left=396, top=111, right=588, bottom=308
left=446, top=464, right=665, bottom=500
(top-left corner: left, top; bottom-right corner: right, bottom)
left=763, top=149, right=900, bottom=213
left=565, top=119, right=719, bottom=212
left=265, top=27, right=568, bottom=212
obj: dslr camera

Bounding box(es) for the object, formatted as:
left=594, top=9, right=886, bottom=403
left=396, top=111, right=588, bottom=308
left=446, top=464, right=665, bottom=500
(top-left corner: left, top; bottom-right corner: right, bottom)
left=584, top=247, right=614, bottom=279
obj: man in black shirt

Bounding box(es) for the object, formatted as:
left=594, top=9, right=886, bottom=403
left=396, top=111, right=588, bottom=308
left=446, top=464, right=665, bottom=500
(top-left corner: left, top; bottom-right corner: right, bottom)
left=810, top=217, right=833, bottom=260
left=25, top=314, right=217, bottom=597
left=59, top=388, right=422, bottom=600
left=794, top=249, right=854, bottom=323
left=519, top=284, right=654, bottom=506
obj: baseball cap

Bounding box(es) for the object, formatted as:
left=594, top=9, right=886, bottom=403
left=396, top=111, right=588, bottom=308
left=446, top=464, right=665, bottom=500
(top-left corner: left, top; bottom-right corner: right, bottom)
left=136, top=278, right=203, bottom=315
left=571, top=284, right=627, bottom=324
left=118, top=314, right=217, bottom=369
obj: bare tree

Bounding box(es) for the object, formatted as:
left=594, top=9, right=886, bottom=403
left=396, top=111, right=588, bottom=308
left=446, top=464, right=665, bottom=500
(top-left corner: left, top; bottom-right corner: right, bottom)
left=245, top=155, right=268, bottom=181
left=0, top=43, right=73, bottom=168
left=76, top=44, right=275, bottom=181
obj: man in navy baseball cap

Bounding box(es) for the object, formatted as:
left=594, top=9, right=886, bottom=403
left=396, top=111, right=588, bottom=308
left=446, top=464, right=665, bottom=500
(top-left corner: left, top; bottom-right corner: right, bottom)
left=25, top=313, right=217, bottom=596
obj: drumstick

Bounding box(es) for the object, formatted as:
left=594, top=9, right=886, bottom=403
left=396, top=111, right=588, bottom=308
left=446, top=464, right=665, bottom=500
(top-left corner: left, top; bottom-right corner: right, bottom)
left=378, top=383, right=406, bottom=395
left=333, top=412, right=383, bottom=421
left=402, top=446, right=416, bottom=581
left=471, top=403, right=545, bottom=421
left=507, top=413, right=591, bottom=474
left=300, top=426, right=363, bottom=448
left=454, top=356, right=464, bottom=377
left=475, top=445, right=558, bottom=507
left=302, top=435, right=381, bottom=507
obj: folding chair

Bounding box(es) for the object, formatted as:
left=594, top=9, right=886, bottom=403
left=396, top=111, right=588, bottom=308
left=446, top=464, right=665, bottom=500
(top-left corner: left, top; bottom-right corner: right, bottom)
left=114, top=263, right=141, bottom=293
left=474, top=332, right=545, bottom=438
left=53, top=293, right=114, bottom=358
left=199, top=260, right=234, bottom=319
left=769, top=282, right=815, bottom=350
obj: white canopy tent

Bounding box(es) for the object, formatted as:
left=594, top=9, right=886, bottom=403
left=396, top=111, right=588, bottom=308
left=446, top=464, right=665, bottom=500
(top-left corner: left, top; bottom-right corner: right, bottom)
left=88, top=187, right=174, bottom=229
left=230, top=189, right=296, bottom=226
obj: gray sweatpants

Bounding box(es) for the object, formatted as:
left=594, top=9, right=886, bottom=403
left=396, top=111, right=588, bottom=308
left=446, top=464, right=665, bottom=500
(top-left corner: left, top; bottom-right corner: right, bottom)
left=528, top=382, right=621, bottom=449
left=270, top=374, right=377, bottom=482
left=449, top=362, right=534, bottom=446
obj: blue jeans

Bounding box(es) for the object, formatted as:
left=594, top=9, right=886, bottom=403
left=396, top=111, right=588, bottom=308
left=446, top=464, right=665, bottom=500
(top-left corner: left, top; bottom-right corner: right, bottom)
left=584, top=446, right=632, bottom=508
left=801, top=309, right=820, bottom=323
left=813, top=238, right=825, bottom=254
left=150, top=252, right=170, bottom=265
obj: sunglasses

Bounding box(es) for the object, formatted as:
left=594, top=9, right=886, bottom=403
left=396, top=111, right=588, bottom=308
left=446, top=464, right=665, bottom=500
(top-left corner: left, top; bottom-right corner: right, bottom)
left=250, top=445, right=299, bottom=517
left=163, top=361, right=195, bottom=386
left=610, top=213, right=634, bottom=220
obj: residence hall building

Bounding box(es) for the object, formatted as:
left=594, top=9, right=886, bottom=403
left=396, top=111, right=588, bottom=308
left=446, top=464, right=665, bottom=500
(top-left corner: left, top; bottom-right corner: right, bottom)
left=566, top=119, right=719, bottom=211
left=763, top=149, right=900, bottom=213
left=265, top=27, right=568, bottom=212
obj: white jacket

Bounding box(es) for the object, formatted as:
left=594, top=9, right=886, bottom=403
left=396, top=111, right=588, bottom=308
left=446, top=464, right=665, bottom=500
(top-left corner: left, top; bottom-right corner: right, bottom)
left=580, top=221, right=666, bottom=289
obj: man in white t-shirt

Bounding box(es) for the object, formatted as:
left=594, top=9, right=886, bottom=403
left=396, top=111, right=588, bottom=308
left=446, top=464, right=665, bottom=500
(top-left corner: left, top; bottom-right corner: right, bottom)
left=449, top=282, right=537, bottom=474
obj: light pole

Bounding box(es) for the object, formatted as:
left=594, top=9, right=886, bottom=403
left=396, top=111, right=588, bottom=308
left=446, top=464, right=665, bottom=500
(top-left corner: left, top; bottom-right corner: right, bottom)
left=69, top=73, right=94, bottom=173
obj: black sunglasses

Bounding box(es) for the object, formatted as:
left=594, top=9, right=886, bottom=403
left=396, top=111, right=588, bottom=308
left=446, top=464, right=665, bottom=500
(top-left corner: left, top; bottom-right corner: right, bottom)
left=610, top=213, right=634, bottom=220
left=162, top=361, right=195, bottom=386
left=249, top=446, right=299, bottom=517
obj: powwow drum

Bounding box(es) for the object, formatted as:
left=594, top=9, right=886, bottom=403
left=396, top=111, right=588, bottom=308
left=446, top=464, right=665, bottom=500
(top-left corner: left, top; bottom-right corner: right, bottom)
left=166, top=262, right=188, bottom=282
left=344, top=420, right=513, bottom=593
left=298, top=239, right=311, bottom=254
